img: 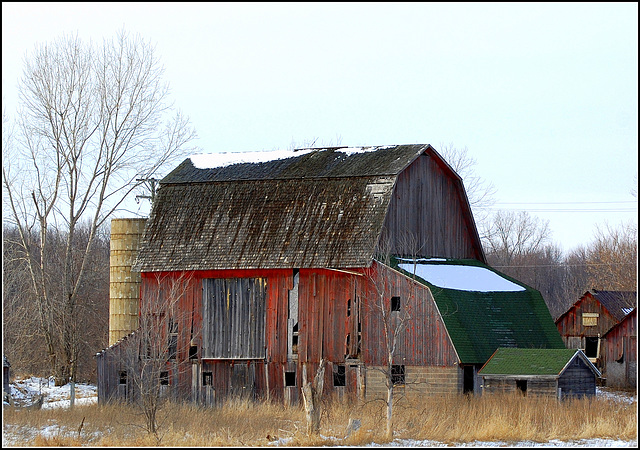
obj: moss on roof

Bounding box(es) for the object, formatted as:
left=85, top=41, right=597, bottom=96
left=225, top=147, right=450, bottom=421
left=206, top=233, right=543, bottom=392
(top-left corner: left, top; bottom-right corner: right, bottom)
left=388, top=257, right=566, bottom=364
left=478, top=348, right=583, bottom=376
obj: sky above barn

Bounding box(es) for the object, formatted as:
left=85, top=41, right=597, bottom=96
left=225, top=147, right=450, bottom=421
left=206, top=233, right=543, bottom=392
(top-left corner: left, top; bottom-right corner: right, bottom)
left=2, top=2, right=637, bottom=253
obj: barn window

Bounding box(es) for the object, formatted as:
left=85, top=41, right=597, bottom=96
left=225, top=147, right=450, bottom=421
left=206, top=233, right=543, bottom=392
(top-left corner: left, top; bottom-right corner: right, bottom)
left=347, top=298, right=351, bottom=317
left=334, top=364, right=346, bottom=387
left=189, top=344, right=198, bottom=360
left=167, top=318, right=178, bottom=360
left=202, top=278, right=267, bottom=359
left=285, top=371, right=296, bottom=387
left=203, top=372, right=213, bottom=386
left=391, top=296, right=401, bottom=312
left=391, top=364, right=405, bottom=386
left=160, top=371, right=169, bottom=385
left=119, top=370, right=127, bottom=385
left=582, top=312, right=599, bottom=327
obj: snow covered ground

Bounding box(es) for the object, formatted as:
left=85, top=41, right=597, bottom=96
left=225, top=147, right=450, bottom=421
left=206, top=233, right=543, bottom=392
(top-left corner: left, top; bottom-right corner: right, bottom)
left=3, top=377, right=637, bottom=447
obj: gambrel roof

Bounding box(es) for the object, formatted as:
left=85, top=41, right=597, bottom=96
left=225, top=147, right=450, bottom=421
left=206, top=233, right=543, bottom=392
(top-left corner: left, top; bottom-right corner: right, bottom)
left=389, top=257, right=566, bottom=364
left=133, top=144, right=483, bottom=272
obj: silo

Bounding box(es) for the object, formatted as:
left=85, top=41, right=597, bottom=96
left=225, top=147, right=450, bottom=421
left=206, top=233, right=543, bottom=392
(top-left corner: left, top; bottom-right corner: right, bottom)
left=109, top=218, right=147, bottom=346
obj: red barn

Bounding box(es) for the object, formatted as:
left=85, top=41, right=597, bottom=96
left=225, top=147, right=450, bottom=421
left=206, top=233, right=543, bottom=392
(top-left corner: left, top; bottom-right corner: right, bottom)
left=601, top=308, right=636, bottom=388
left=555, top=290, right=637, bottom=377
left=97, top=145, right=563, bottom=405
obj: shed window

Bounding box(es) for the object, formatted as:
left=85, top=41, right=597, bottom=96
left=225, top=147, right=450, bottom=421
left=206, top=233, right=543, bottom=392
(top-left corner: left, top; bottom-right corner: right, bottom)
left=160, top=371, right=169, bottom=385
left=391, top=296, right=401, bottom=312
left=119, top=370, right=127, bottom=385
left=202, top=278, right=267, bottom=359
left=203, top=372, right=213, bottom=386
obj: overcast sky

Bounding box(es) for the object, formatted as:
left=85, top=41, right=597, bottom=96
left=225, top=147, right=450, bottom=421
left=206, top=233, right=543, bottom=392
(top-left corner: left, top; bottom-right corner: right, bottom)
left=2, top=2, right=638, bottom=253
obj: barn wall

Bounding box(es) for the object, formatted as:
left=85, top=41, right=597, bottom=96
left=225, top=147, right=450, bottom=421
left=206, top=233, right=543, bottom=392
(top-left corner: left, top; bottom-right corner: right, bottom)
left=556, top=294, right=621, bottom=341
left=365, top=365, right=461, bottom=400
left=359, top=262, right=460, bottom=368
left=100, top=264, right=462, bottom=405
left=602, top=310, right=636, bottom=388
left=481, top=377, right=558, bottom=397
left=379, top=152, right=483, bottom=261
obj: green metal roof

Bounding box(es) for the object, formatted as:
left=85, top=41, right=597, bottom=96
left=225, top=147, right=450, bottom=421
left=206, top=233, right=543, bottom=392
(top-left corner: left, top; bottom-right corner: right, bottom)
left=388, top=257, right=566, bottom=364
left=478, top=348, right=594, bottom=376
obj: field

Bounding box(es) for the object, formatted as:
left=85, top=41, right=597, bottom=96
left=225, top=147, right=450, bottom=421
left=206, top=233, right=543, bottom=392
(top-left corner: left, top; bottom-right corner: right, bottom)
left=2, top=377, right=637, bottom=447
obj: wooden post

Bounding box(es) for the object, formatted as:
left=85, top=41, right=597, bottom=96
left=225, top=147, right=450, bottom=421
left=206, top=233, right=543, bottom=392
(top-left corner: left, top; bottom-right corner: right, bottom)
left=302, top=359, right=326, bottom=436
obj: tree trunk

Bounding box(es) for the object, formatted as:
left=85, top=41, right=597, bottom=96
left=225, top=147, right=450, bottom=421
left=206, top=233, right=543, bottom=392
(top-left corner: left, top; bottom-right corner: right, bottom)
left=302, top=359, right=326, bottom=436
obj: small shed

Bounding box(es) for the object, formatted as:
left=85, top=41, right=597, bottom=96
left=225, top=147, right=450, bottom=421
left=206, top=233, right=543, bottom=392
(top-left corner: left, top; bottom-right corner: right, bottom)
left=479, top=348, right=600, bottom=399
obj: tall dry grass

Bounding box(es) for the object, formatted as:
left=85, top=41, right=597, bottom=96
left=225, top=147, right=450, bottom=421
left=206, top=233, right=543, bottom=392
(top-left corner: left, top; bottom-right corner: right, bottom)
left=3, top=391, right=636, bottom=446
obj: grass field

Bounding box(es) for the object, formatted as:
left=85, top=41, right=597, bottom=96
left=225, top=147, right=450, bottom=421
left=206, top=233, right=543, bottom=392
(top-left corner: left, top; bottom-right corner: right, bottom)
left=3, top=389, right=637, bottom=447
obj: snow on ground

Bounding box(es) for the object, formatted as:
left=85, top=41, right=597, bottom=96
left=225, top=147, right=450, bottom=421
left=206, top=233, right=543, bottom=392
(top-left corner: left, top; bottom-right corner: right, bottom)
left=3, top=377, right=637, bottom=447
left=5, top=376, right=97, bottom=409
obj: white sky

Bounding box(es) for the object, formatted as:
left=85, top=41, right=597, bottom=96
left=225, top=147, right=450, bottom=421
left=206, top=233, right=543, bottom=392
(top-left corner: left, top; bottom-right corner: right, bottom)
left=2, top=2, right=637, bottom=253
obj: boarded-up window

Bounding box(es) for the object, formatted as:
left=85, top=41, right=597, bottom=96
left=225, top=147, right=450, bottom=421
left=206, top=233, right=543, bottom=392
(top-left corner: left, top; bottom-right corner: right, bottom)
left=202, top=278, right=267, bottom=359
left=582, top=312, right=599, bottom=327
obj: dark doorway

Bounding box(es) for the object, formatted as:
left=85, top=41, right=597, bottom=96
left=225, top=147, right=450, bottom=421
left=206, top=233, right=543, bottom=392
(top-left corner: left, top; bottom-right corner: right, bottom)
left=463, top=365, right=474, bottom=394
left=585, top=337, right=599, bottom=358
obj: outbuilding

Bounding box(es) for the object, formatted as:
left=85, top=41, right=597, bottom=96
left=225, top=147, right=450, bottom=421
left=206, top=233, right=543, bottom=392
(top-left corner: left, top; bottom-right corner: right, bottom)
left=479, top=348, right=601, bottom=399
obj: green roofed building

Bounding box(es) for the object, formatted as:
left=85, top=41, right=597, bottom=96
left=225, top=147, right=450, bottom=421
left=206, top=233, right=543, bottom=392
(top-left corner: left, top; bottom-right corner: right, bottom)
left=478, top=348, right=600, bottom=398
left=388, top=256, right=567, bottom=394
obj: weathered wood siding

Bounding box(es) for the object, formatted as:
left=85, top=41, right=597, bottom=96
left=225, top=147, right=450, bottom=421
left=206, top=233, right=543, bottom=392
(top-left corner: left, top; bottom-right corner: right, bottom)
left=202, top=278, right=268, bottom=359
left=556, top=294, right=620, bottom=346
left=557, top=357, right=596, bottom=397
left=360, top=261, right=460, bottom=367
left=98, top=263, right=464, bottom=405
left=602, top=310, right=636, bottom=388
left=379, top=153, right=484, bottom=261
left=481, top=377, right=558, bottom=397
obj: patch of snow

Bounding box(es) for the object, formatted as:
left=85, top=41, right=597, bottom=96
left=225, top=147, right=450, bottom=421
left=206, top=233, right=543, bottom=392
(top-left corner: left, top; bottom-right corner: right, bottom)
left=189, top=146, right=388, bottom=169
left=398, top=262, right=526, bottom=292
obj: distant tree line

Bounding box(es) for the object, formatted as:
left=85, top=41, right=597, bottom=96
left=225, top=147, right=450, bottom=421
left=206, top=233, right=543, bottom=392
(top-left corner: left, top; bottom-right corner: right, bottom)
left=3, top=222, right=110, bottom=382
left=482, top=212, right=637, bottom=319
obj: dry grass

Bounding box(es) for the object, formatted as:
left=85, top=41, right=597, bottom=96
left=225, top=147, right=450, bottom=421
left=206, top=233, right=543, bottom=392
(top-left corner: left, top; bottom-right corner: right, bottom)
left=2, top=391, right=637, bottom=446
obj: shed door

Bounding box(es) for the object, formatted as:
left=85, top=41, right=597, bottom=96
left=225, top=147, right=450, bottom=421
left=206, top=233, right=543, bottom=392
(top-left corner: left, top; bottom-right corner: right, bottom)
left=202, top=278, right=267, bottom=359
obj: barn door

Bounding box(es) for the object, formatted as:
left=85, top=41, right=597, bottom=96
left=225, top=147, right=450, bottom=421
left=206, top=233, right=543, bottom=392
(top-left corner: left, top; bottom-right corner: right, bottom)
left=201, top=278, right=267, bottom=359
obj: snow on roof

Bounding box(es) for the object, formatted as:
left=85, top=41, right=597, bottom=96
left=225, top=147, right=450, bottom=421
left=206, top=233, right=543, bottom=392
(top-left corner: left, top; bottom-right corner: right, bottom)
left=189, top=146, right=388, bottom=170
left=397, top=259, right=526, bottom=292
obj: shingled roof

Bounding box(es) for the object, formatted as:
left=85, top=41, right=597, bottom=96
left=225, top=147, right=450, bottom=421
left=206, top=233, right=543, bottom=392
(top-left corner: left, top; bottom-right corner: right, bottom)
left=478, top=348, right=600, bottom=377
left=587, top=290, right=637, bottom=322
left=389, top=257, right=566, bottom=364
left=134, top=144, right=445, bottom=272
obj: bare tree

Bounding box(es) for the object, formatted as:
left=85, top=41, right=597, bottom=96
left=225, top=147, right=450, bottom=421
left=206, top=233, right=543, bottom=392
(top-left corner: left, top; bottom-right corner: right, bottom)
left=2, top=30, right=196, bottom=386
left=120, top=272, right=194, bottom=440
left=438, top=143, right=497, bottom=227
left=583, top=221, right=637, bottom=292
left=482, top=210, right=551, bottom=266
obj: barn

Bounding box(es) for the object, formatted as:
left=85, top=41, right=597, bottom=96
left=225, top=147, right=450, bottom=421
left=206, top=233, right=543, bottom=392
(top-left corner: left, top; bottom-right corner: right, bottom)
left=601, top=308, right=636, bottom=388
left=96, top=144, right=564, bottom=405
left=555, top=290, right=637, bottom=373
left=478, top=348, right=600, bottom=399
